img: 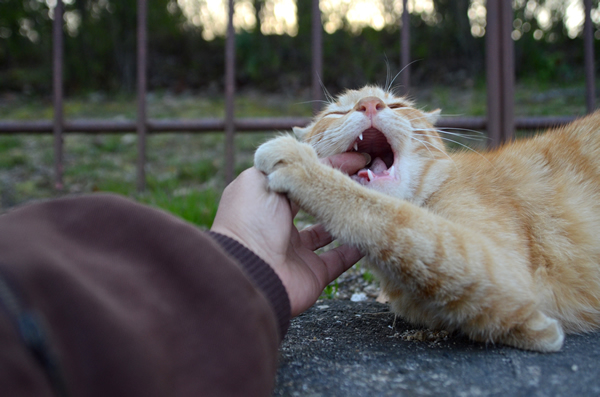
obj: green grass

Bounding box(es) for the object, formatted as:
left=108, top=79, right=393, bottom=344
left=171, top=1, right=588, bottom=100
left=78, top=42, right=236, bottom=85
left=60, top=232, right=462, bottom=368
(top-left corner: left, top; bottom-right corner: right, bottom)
left=0, top=91, right=304, bottom=224
left=0, top=129, right=271, bottom=228
left=321, top=280, right=340, bottom=300
left=0, top=135, right=23, bottom=150
left=362, top=270, right=375, bottom=283
left=0, top=148, right=27, bottom=168
left=139, top=188, right=221, bottom=228
left=0, top=91, right=313, bottom=120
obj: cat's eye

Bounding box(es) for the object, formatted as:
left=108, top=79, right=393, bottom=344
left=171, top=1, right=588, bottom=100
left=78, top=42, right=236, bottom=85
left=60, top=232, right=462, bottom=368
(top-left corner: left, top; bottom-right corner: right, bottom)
left=324, top=110, right=349, bottom=117
left=389, top=103, right=407, bottom=109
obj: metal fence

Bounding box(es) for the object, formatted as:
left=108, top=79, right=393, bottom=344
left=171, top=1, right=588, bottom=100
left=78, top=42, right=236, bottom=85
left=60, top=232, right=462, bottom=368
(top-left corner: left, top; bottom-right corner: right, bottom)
left=0, top=0, right=596, bottom=191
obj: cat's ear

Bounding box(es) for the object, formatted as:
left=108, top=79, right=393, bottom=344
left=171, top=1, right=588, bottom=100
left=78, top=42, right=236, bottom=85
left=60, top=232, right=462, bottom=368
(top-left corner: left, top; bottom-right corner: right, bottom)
left=425, top=109, right=441, bottom=125
left=293, top=125, right=311, bottom=140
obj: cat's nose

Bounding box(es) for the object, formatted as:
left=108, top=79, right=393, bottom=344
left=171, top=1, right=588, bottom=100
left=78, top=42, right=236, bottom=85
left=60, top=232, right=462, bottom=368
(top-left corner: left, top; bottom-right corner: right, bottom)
left=355, top=96, right=386, bottom=117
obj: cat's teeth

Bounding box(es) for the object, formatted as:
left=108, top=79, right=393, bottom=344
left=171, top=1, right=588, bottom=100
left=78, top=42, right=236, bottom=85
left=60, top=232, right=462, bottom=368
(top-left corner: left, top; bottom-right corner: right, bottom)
left=354, top=143, right=358, bottom=151
left=389, top=165, right=395, bottom=178
left=367, top=169, right=374, bottom=181
left=359, top=133, right=364, bottom=141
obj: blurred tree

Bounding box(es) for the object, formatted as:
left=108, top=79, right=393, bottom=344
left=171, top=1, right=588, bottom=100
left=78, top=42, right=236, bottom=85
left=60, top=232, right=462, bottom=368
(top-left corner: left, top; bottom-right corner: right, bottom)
left=0, top=0, right=53, bottom=92
left=431, top=0, right=476, bottom=63
left=0, top=0, right=596, bottom=96
left=0, top=0, right=186, bottom=94
left=296, top=0, right=312, bottom=38
left=64, top=0, right=186, bottom=92
left=253, top=0, right=265, bottom=33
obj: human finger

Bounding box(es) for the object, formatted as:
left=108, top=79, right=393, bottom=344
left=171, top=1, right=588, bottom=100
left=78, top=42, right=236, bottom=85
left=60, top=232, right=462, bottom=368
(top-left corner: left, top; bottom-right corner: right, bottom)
left=318, top=244, right=364, bottom=284
left=290, top=201, right=300, bottom=217
left=299, top=223, right=333, bottom=251
left=320, top=152, right=370, bottom=175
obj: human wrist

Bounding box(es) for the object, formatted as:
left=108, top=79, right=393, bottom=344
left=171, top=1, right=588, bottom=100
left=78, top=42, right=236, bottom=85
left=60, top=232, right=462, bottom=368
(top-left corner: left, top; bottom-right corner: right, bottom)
left=210, top=225, right=277, bottom=272
left=206, top=231, right=291, bottom=340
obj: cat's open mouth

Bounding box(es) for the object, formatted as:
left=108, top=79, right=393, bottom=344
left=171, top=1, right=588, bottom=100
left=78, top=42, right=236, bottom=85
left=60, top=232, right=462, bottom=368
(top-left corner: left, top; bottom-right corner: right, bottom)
left=346, top=127, right=397, bottom=185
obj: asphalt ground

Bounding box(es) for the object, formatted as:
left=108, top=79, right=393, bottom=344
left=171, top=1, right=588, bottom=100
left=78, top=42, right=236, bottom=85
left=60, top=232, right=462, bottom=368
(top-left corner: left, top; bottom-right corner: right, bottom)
left=273, top=300, right=600, bottom=397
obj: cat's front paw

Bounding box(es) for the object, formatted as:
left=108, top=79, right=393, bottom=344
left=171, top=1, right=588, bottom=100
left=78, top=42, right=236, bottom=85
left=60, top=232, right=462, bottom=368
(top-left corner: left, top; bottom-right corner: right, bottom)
left=254, top=135, right=319, bottom=193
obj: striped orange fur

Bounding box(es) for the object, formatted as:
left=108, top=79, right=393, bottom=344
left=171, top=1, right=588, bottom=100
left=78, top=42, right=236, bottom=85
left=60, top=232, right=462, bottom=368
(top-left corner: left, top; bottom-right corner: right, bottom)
left=254, top=85, right=600, bottom=352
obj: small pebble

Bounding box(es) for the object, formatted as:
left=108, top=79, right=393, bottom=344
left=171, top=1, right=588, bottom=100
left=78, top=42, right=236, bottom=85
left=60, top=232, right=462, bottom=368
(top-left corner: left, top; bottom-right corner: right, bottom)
left=351, top=292, right=368, bottom=302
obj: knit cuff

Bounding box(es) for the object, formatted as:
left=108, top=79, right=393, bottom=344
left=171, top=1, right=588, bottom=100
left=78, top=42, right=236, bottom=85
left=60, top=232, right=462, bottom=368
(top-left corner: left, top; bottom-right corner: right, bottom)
left=206, top=232, right=290, bottom=340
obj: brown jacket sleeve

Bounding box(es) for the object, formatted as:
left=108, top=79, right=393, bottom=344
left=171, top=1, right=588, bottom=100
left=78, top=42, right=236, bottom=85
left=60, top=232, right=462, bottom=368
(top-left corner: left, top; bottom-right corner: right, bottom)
left=0, top=194, right=290, bottom=396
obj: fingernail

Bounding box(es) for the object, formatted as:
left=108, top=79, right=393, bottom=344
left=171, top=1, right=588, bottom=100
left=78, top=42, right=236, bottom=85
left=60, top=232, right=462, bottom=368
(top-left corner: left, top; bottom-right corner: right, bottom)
left=360, top=152, right=371, bottom=165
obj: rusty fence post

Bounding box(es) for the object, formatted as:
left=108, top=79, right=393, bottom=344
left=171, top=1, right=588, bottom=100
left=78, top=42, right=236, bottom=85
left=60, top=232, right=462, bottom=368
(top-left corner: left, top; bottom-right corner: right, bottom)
left=500, top=0, right=514, bottom=143
left=311, top=0, right=323, bottom=114
left=136, top=0, right=148, bottom=192
left=486, top=0, right=514, bottom=148
left=399, top=0, right=410, bottom=96
left=225, top=0, right=236, bottom=184
left=584, top=0, right=596, bottom=113
left=486, top=0, right=500, bottom=147
left=53, top=0, right=64, bottom=191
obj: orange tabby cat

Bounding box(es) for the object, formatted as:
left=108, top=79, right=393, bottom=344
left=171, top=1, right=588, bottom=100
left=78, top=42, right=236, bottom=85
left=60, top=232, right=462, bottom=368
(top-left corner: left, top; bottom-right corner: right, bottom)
left=254, top=85, right=600, bottom=352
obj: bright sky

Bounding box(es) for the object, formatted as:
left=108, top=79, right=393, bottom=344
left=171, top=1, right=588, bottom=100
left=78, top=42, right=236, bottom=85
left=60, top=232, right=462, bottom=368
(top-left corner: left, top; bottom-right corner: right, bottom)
left=15, top=0, right=594, bottom=44
left=176, top=0, right=596, bottom=41
left=177, top=0, right=435, bottom=39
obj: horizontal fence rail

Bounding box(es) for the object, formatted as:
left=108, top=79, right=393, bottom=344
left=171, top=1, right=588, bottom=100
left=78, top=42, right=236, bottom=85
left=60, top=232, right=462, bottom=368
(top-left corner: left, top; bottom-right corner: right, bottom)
left=0, top=118, right=313, bottom=133
left=0, top=116, right=580, bottom=135
left=0, top=0, right=596, bottom=191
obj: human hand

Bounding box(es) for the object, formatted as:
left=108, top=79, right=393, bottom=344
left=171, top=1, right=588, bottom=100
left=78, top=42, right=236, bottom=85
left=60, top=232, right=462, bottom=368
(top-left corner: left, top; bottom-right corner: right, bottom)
left=210, top=152, right=368, bottom=317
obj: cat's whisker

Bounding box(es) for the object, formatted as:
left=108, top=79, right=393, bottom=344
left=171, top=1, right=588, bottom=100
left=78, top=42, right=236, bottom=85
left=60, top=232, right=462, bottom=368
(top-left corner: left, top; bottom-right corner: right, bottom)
left=317, top=75, right=335, bottom=104
left=434, top=114, right=489, bottom=139
left=405, top=114, right=440, bottom=125
left=295, top=100, right=332, bottom=109
left=433, top=120, right=485, bottom=133
left=412, top=126, right=485, bottom=142
left=403, top=113, right=482, bottom=144
left=387, top=60, right=421, bottom=94
left=410, top=135, right=436, bottom=158
left=384, top=56, right=392, bottom=92
left=411, top=135, right=459, bottom=175
left=435, top=124, right=487, bottom=136
left=435, top=136, right=497, bottom=170
left=436, top=135, right=480, bottom=152
left=438, top=129, right=487, bottom=141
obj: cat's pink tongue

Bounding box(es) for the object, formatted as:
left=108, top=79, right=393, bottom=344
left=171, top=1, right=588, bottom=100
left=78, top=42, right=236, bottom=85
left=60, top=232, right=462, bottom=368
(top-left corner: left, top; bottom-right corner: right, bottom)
left=369, top=157, right=388, bottom=173
left=356, top=157, right=388, bottom=181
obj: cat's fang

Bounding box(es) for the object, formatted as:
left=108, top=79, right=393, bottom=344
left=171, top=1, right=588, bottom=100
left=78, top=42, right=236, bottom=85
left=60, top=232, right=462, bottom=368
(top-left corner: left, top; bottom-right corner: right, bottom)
left=367, top=169, right=374, bottom=181
left=354, top=143, right=358, bottom=151
left=388, top=165, right=396, bottom=178
left=359, top=133, right=363, bottom=141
